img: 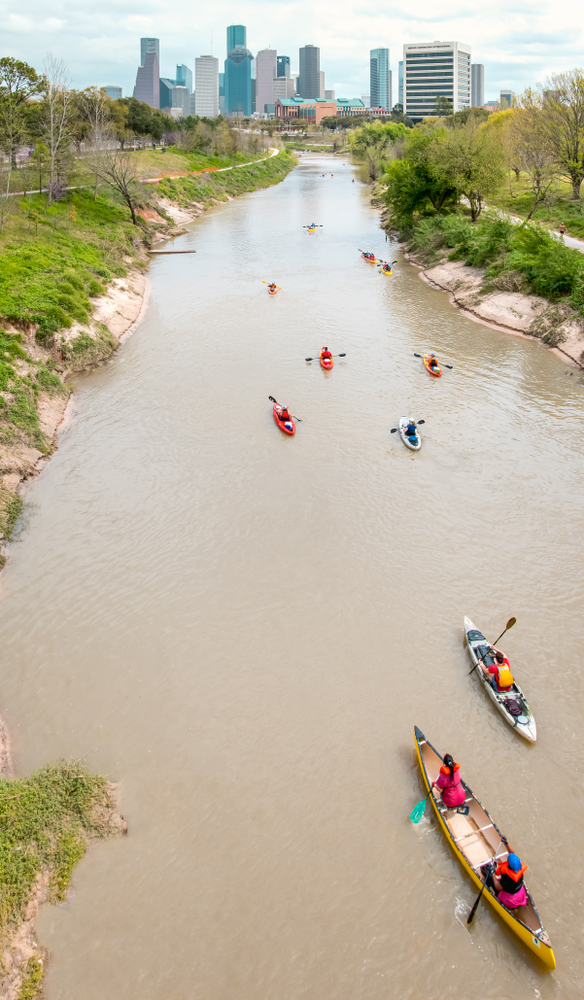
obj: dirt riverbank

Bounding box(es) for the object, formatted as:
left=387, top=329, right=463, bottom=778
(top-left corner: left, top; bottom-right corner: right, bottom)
left=404, top=254, right=584, bottom=368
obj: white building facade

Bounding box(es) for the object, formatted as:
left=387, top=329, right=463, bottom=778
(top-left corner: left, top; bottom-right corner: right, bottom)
left=195, top=56, right=219, bottom=118
left=403, top=41, right=471, bottom=121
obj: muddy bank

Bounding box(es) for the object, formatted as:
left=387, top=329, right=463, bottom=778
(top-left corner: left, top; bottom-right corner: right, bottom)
left=406, top=256, right=584, bottom=368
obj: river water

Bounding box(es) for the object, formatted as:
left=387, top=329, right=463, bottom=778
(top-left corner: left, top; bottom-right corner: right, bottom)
left=1, top=156, right=583, bottom=999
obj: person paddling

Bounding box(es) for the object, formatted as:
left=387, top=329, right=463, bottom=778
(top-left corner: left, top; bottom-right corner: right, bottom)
left=278, top=406, right=293, bottom=430
left=268, top=282, right=277, bottom=293
left=320, top=347, right=332, bottom=361
left=404, top=420, right=418, bottom=443
left=483, top=853, right=528, bottom=909
left=428, top=353, right=440, bottom=373
left=481, top=649, right=514, bottom=692
left=432, top=753, right=466, bottom=808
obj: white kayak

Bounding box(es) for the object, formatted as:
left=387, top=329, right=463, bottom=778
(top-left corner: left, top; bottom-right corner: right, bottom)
left=399, top=416, right=421, bottom=451
left=464, top=617, right=537, bottom=742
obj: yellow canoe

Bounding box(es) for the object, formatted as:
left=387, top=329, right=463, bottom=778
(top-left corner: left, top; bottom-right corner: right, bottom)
left=414, top=726, right=555, bottom=970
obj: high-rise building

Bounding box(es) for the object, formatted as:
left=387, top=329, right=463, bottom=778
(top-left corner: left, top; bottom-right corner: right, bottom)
left=277, top=56, right=290, bottom=78
left=105, top=86, right=122, bottom=100
left=160, top=79, right=190, bottom=116
left=195, top=56, right=219, bottom=117
left=403, top=41, right=470, bottom=121
left=298, top=45, right=320, bottom=98
left=273, top=77, right=296, bottom=101
left=225, top=24, right=253, bottom=116
left=471, top=64, right=484, bottom=107
left=176, top=64, right=193, bottom=92
left=361, top=94, right=371, bottom=108
left=324, top=89, right=335, bottom=100
left=398, top=61, right=403, bottom=106
left=370, top=48, right=391, bottom=111
left=219, top=72, right=225, bottom=115
left=256, top=49, right=277, bottom=115
left=140, top=38, right=159, bottom=66
left=320, top=71, right=325, bottom=98
left=290, top=73, right=299, bottom=95
left=134, top=51, right=159, bottom=108
left=227, top=25, right=246, bottom=51
left=499, top=89, right=515, bottom=109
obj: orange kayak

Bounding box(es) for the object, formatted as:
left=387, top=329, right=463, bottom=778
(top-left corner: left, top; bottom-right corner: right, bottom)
left=361, top=252, right=377, bottom=264
left=268, top=286, right=279, bottom=295
left=320, top=349, right=333, bottom=370
left=423, top=353, right=441, bottom=377
left=273, top=404, right=295, bottom=435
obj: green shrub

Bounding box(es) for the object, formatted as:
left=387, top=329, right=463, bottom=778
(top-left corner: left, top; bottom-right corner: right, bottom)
left=36, top=365, right=65, bottom=393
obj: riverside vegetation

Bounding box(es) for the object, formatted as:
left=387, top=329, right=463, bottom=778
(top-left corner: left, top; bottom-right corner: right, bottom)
left=347, top=70, right=584, bottom=362
left=0, top=56, right=295, bottom=554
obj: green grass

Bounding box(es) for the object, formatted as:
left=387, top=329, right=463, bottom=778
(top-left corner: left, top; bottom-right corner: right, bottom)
left=156, top=150, right=296, bottom=208
left=490, top=173, right=584, bottom=239
left=127, top=146, right=268, bottom=180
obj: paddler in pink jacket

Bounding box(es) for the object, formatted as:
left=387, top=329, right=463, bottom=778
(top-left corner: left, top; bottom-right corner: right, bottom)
left=432, top=753, right=466, bottom=808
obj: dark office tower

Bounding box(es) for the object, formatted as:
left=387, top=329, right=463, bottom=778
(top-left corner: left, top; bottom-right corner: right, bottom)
left=298, top=44, right=320, bottom=98
left=227, top=25, right=246, bottom=52
left=176, top=63, right=193, bottom=92
left=277, top=55, right=290, bottom=77
left=133, top=51, right=160, bottom=108
left=471, top=64, right=484, bottom=107
left=370, top=48, right=390, bottom=110
left=225, top=43, right=253, bottom=116
left=140, top=38, right=159, bottom=66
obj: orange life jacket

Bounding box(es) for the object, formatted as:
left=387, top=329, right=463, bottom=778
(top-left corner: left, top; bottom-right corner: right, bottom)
left=439, top=761, right=460, bottom=781
left=496, top=859, right=527, bottom=881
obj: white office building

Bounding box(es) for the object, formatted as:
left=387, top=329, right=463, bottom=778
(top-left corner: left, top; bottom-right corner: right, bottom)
left=195, top=55, right=219, bottom=118
left=403, top=41, right=471, bottom=121
left=273, top=76, right=296, bottom=101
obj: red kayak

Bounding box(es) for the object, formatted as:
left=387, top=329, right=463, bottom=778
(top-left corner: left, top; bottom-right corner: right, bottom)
left=320, top=348, right=333, bottom=370
left=268, top=285, right=279, bottom=295
left=273, top=404, right=295, bottom=435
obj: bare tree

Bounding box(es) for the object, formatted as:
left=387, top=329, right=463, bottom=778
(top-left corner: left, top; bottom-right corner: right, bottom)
left=90, top=141, right=140, bottom=224
left=511, top=110, right=558, bottom=220
left=41, top=54, right=76, bottom=206
left=519, top=70, right=584, bottom=200
left=78, top=87, right=113, bottom=200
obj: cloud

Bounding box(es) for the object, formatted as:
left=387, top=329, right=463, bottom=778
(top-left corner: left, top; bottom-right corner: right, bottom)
left=0, top=0, right=583, bottom=100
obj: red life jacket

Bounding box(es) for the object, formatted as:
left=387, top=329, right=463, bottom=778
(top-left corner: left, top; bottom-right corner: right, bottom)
left=496, top=860, right=527, bottom=882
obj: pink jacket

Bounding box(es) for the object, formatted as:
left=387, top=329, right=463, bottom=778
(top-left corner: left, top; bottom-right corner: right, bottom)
left=434, top=766, right=466, bottom=807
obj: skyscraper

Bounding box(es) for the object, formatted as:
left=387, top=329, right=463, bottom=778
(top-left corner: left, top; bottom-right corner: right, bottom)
left=320, top=71, right=325, bottom=98
left=105, top=86, right=122, bottom=100
left=471, top=64, right=485, bottom=107
left=277, top=56, right=290, bottom=78
left=134, top=50, right=159, bottom=108
left=227, top=25, right=246, bottom=51
left=195, top=56, right=219, bottom=117
left=256, top=49, right=277, bottom=115
left=219, top=73, right=225, bottom=115
left=403, top=41, right=470, bottom=121
left=398, top=61, right=403, bottom=106
left=176, top=64, right=193, bottom=92
left=140, top=38, right=159, bottom=66
left=225, top=26, right=253, bottom=116
left=298, top=45, right=320, bottom=98
left=370, top=48, right=390, bottom=111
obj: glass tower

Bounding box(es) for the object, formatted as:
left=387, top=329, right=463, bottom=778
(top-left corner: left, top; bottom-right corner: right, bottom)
left=225, top=46, right=253, bottom=115
left=140, top=38, right=159, bottom=66
left=227, top=25, right=246, bottom=52
left=370, top=48, right=390, bottom=111
left=298, top=45, right=320, bottom=98
left=176, top=63, right=193, bottom=92
left=277, top=56, right=290, bottom=77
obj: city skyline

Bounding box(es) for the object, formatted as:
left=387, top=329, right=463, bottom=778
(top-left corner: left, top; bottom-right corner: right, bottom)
left=4, top=0, right=577, bottom=104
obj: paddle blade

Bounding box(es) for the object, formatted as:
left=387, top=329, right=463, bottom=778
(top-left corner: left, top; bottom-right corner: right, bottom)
left=467, top=890, right=483, bottom=925
left=409, top=796, right=428, bottom=824
left=414, top=353, right=421, bottom=358
left=390, top=428, right=398, bottom=433
left=506, top=617, right=517, bottom=631
left=417, top=420, right=425, bottom=425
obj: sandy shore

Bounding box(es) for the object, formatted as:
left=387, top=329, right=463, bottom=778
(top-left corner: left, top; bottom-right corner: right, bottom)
left=408, top=256, right=584, bottom=368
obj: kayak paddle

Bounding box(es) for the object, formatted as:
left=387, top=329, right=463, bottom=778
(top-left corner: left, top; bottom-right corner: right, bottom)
left=467, top=837, right=507, bottom=925
left=305, top=353, right=346, bottom=361
left=262, top=281, right=281, bottom=289
left=377, top=260, right=398, bottom=267
left=409, top=792, right=431, bottom=823
left=390, top=420, right=425, bottom=433
left=303, top=225, right=323, bottom=228
left=468, top=618, right=516, bottom=676
left=268, top=396, right=302, bottom=421
left=414, top=352, right=453, bottom=370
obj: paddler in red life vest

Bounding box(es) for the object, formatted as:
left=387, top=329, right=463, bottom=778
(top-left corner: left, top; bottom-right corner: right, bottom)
left=481, top=649, right=514, bottom=692
left=431, top=753, right=466, bottom=808
left=484, top=853, right=528, bottom=909
left=321, top=347, right=332, bottom=361
left=279, top=407, right=293, bottom=429
left=268, top=282, right=277, bottom=293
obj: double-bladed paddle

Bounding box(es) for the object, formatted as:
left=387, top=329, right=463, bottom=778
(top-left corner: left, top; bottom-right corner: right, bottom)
left=390, top=420, right=425, bottom=434
left=468, top=618, right=516, bottom=676
left=305, top=353, right=346, bottom=361
left=414, top=352, right=453, bottom=370
left=303, top=224, right=323, bottom=228
left=268, top=396, right=302, bottom=421
left=377, top=260, right=398, bottom=268
left=262, top=281, right=281, bottom=289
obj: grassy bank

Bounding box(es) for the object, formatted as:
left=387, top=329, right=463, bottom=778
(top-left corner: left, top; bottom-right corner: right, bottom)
left=0, top=761, right=124, bottom=999
left=489, top=174, right=584, bottom=240
left=156, top=149, right=296, bottom=208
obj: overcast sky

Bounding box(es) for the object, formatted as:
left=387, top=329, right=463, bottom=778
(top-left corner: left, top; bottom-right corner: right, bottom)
left=2, top=0, right=583, bottom=101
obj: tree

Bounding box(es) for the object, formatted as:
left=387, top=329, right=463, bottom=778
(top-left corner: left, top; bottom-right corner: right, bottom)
left=519, top=70, right=584, bottom=199
left=40, top=55, right=76, bottom=206
left=384, top=129, right=458, bottom=224
left=434, top=96, right=454, bottom=117
left=91, top=144, right=141, bottom=224
left=429, top=117, right=504, bottom=221
left=0, top=57, right=44, bottom=165
left=76, top=87, right=113, bottom=199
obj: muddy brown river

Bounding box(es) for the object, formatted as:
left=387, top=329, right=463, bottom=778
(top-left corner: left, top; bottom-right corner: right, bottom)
left=1, top=156, right=583, bottom=998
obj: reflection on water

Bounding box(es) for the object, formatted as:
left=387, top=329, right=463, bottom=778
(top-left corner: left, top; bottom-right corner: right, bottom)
left=1, top=156, right=583, bottom=999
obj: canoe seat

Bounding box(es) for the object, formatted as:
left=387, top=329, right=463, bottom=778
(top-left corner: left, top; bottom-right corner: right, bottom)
left=455, top=824, right=494, bottom=843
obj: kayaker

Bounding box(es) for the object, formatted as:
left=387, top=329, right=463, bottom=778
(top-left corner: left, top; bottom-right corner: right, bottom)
left=481, top=650, right=514, bottom=691
left=321, top=347, right=332, bottom=360
left=428, top=354, right=440, bottom=373
left=404, top=420, right=418, bottom=441
left=431, top=753, right=466, bottom=808
left=484, top=853, right=528, bottom=909
left=268, top=282, right=277, bottom=292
